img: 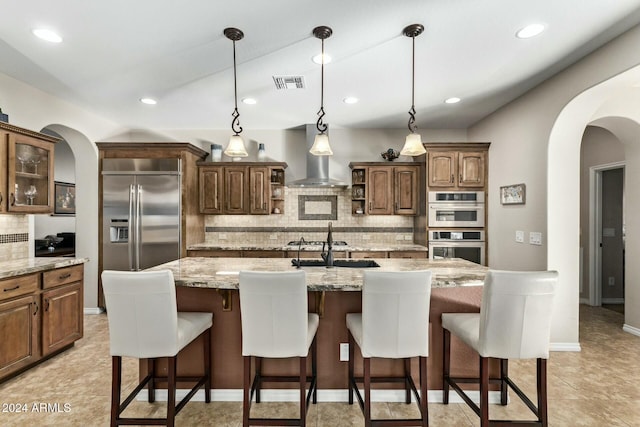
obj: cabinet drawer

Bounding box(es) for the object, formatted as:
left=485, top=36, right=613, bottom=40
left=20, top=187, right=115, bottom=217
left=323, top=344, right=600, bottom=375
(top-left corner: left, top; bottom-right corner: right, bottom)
left=389, top=251, right=428, bottom=259
left=0, top=274, right=39, bottom=302
left=350, top=251, right=387, bottom=259
left=42, top=265, right=83, bottom=289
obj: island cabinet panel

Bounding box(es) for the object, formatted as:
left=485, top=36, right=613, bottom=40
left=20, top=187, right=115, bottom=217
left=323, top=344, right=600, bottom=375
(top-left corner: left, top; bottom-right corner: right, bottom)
left=0, top=275, right=40, bottom=379
left=199, top=166, right=223, bottom=214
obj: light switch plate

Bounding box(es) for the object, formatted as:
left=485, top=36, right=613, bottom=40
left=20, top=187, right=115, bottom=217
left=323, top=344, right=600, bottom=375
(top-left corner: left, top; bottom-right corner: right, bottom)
left=529, top=232, right=542, bottom=245
left=340, top=343, right=349, bottom=361
left=515, top=230, right=524, bottom=243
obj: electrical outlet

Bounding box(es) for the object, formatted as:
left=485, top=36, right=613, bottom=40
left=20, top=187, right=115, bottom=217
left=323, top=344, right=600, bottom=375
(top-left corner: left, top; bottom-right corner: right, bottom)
left=515, top=230, right=524, bottom=243
left=219, top=233, right=227, bottom=240
left=529, top=232, right=542, bottom=245
left=340, top=343, right=349, bottom=361
left=396, top=234, right=404, bottom=241
left=362, top=234, right=371, bottom=240
left=269, top=234, right=278, bottom=240
left=608, top=276, right=615, bottom=286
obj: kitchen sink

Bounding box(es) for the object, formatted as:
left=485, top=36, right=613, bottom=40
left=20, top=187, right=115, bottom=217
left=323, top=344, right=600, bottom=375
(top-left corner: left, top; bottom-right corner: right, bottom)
left=291, top=259, right=380, bottom=268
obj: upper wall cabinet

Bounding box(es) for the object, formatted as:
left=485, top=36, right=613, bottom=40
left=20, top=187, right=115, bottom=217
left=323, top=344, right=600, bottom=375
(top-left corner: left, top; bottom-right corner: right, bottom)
left=425, top=143, right=490, bottom=190
left=349, top=162, right=419, bottom=216
left=0, top=122, right=58, bottom=214
left=198, top=162, right=287, bottom=215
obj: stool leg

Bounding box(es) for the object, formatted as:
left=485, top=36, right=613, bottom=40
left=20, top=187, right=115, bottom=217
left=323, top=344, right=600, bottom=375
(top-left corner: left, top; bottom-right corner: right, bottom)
left=480, top=356, right=489, bottom=427
left=442, top=329, right=451, bottom=404
left=255, top=357, right=262, bottom=403
left=167, top=356, right=177, bottom=427
left=300, top=356, right=307, bottom=427
left=243, top=356, right=251, bottom=427
left=419, top=356, right=428, bottom=427
left=348, top=332, right=355, bottom=405
left=404, top=358, right=411, bottom=404
left=538, top=358, right=548, bottom=427
left=500, top=358, right=508, bottom=405
left=147, top=358, right=155, bottom=403
left=312, top=335, right=318, bottom=404
left=110, top=356, right=121, bottom=427
left=364, top=357, right=371, bottom=427
left=204, top=328, right=211, bottom=403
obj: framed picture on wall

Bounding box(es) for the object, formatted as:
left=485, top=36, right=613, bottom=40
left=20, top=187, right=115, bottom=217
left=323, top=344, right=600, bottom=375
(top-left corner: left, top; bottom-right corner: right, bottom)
left=500, top=183, right=526, bottom=205
left=54, top=181, right=76, bottom=215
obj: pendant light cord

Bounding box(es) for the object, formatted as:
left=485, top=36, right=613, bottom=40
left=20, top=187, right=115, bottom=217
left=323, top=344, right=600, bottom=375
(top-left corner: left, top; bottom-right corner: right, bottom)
left=231, top=38, right=242, bottom=136
left=407, top=34, right=417, bottom=134
left=316, top=37, right=328, bottom=134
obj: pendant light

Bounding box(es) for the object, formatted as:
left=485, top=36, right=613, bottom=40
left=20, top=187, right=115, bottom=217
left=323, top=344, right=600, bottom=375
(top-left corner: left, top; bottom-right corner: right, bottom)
left=309, top=26, right=333, bottom=156
left=223, top=27, right=248, bottom=160
left=400, top=24, right=427, bottom=157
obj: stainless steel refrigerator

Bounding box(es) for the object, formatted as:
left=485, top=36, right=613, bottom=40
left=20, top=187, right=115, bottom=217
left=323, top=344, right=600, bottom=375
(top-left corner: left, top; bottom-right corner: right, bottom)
left=102, top=158, right=181, bottom=271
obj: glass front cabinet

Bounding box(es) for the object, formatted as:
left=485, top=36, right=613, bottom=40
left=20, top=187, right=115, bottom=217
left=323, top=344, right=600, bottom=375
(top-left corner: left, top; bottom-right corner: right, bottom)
left=1, top=123, right=57, bottom=214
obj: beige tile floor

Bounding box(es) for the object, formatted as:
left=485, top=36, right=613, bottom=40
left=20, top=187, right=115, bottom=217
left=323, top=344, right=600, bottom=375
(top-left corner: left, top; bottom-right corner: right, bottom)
left=0, top=305, right=638, bottom=426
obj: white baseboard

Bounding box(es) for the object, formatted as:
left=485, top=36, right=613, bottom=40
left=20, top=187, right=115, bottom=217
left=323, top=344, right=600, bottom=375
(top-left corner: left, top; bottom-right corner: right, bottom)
left=83, top=307, right=104, bottom=315
left=550, top=342, right=581, bottom=352
left=137, top=388, right=505, bottom=404
left=623, top=324, right=640, bottom=337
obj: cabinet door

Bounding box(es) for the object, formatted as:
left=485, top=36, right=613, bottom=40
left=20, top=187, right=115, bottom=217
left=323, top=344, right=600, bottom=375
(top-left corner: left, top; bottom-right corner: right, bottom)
left=367, top=167, right=393, bottom=215
left=458, top=151, right=486, bottom=188
left=7, top=133, right=55, bottom=213
left=0, top=132, right=6, bottom=213
left=42, top=282, right=83, bottom=357
left=428, top=151, right=456, bottom=187
left=224, top=167, right=248, bottom=214
left=0, top=294, right=40, bottom=379
left=394, top=166, right=418, bottom=215
left=249, top=167, right=269, bottom=214
left=199, top=166, right=224, bottom=214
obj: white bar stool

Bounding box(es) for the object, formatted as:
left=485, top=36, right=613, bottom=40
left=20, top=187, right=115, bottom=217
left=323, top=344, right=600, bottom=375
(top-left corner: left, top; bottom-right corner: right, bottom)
left=238, top=270, right=318, bottom=427
left=441, top=270, right=557, bottom=427
left=101, top=270, right=213, bottom=427
left=346, top=270, right=432, bottom=427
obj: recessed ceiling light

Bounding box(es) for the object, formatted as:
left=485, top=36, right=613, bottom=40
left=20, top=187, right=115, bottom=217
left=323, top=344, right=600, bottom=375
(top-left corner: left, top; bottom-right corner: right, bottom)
left=516, top=24, right=545, bottom=39
left=242, top=97, right=257, bottom=105
left=312, top=53, right=331, bottom=64
left=32, top=28, right=62, bottom=43
left=343, top=97, right=358, bottom=104
left=444, top=97, right=461, bottom=104
left=139, top=98, right=157, bottom=105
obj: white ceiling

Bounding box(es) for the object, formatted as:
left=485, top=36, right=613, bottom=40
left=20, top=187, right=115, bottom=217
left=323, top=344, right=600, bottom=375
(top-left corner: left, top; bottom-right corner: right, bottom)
left=2, top=0, right=640, bottom=131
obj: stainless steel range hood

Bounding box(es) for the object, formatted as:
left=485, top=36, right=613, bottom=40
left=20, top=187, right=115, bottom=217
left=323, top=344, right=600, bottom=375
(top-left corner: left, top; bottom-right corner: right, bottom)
left=287, top=124, right=348, bottom=188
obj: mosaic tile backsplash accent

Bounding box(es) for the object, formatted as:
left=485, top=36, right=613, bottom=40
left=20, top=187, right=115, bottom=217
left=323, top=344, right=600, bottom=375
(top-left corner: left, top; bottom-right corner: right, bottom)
left=0, top=215, right=29, bottom=261
left=205, top=187, right=415, bottom=245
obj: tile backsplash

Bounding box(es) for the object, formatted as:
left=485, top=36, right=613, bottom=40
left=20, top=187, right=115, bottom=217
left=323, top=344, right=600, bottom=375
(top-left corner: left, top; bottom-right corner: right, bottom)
left=204, top=187, right=415, bottom=245
left=0, top=215, right=29, bottom=261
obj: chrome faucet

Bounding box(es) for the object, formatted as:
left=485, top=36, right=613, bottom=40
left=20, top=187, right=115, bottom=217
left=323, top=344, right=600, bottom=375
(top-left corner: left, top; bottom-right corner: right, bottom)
left=321, top=222, right=334, bottom=268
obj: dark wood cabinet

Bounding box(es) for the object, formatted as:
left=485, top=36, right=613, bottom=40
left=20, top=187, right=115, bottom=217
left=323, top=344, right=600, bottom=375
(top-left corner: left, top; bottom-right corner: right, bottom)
left=426, top=144, right=489, bottom=189
left=198, top=162, right=287, bottom=215
left=349, top=162, right=419, bottom=216
left=0, top=122, right=58, bottom=214
left=0, top=289, right=40, bottom=379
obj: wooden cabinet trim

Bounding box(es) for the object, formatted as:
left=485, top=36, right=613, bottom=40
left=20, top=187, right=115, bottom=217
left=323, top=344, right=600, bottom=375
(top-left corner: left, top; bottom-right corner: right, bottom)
left=0, top=274, right=39, bottom=301
left=0, top=293, right=40, bottom=378
left=42, top=265, right=83, bottom=290
left=41, top=282, right=83, bottom=356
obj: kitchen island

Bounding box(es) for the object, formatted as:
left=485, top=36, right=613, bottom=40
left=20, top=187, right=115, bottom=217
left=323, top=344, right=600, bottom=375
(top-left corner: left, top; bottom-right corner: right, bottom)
left=144, top=257, right=489, bottom=397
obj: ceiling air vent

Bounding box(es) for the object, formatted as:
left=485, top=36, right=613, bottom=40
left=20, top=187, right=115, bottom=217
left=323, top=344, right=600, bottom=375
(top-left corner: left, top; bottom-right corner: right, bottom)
left=273, top=75, right=305, bottom=90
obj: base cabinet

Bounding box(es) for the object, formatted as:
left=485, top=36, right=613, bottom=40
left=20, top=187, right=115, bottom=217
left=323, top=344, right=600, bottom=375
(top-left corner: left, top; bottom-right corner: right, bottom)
left=0, top=264, right=84, bottom=382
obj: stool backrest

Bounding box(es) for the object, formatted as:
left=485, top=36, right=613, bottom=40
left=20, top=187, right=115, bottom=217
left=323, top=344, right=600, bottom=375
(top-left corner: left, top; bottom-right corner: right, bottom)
left=362, top=270, right=432, bottom=358
left=102, top=269, right=179, bottom=358
left=239, top=270, right=308, bottom=357
left=479, top=270, right=557, bottom=359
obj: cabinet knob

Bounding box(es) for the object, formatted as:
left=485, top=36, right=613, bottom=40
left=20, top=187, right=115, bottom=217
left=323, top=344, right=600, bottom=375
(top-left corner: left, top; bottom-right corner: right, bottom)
left=10, top=193, right=15, bottom=206
left=44, top=298, right=50, bottom=312
left=450, top=174, right=454, bottom=183
left=33, top=302, right=39, bottom=316
left=369, top=202, right=372, bottom=211
left=0, top=192, right=3, bottom=204
left=459, top=174, right=462, bottom=183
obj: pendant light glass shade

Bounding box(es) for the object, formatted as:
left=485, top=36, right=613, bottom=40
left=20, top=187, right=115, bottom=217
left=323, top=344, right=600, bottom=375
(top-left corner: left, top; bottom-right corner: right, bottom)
left=400, top=132, right=426, bottom=156
left=224, top=134, right=248, bottom=159
left=309, top=133, right=333, bottom=156
left=311, top=26, right=333, bottom=156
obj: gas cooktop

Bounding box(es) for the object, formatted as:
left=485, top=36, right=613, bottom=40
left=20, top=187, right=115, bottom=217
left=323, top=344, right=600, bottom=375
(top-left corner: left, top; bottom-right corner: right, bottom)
left=287, top=240, right=348, bottom=246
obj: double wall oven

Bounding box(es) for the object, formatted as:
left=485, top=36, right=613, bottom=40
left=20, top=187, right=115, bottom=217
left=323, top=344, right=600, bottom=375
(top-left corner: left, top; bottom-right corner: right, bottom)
left=428, top=191, right=486, bottom=265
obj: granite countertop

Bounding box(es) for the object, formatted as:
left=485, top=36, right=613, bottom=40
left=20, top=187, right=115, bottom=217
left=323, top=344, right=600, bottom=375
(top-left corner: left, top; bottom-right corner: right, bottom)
left=187, top=243, right=428, bottom=252
left=147, top=257, right=485, bottom=291
left=0, top=257, right=89, bottom=280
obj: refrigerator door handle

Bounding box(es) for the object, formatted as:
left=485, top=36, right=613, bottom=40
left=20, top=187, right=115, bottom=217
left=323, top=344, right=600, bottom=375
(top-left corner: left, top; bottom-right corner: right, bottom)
left=135, top=184, right=142, bottom=271
left=128, top=184, right=136, bottom=270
